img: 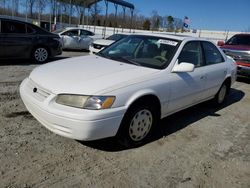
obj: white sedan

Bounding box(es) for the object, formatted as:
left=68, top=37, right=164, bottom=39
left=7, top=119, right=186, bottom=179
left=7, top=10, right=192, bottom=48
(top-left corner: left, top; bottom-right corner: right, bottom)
left=89, top=33, right=129, bottom=54
left=20, top=34, right=237, bottom=147
left=55, top=27, right=101, bottom=50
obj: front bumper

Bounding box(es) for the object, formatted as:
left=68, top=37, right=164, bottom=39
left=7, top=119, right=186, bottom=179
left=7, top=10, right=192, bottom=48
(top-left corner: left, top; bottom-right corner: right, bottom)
left=237, top=63, right=250, bottom=77
left=50, top=41, right=62, bottom=57
left=20, top=78, right=126, bottom=141
left=89, top=46, right=104, bottom=54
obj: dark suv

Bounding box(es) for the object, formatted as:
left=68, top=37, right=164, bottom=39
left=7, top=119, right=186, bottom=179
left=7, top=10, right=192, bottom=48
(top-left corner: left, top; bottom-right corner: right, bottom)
left=0, top=17, right=62, bottom=63
left=218, top=34, right=250, bottom=77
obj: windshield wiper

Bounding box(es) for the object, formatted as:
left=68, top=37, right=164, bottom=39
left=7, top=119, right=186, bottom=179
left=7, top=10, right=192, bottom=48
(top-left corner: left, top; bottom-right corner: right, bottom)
left=117, top=56, right=141, bottom=66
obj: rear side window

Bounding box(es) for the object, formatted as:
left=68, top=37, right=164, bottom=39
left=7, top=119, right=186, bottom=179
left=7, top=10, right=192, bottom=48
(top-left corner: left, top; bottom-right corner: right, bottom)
left=80, top=30, right=94, bottom=36
left=202, top=42, right=224, bottom=65
left=1, top=20, right=26, bottom=34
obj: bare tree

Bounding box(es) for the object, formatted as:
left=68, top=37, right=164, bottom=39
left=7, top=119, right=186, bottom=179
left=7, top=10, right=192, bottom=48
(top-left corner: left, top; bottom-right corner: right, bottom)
left=27, top=0, right=36, bottom=17
left=36, top=0, right=46, bottom=21
left=12, top=0, right=19, bottom=16
left=151, top=10, right=162, bottom=30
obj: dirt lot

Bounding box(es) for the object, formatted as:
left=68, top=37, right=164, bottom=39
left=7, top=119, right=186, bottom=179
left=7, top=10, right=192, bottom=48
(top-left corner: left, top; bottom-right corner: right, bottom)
left=0, top=52, right=250, bottom=188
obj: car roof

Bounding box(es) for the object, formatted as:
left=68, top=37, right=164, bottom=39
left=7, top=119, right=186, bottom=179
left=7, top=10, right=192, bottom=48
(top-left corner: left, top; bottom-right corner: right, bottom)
left=64, top=27, right=91, bottom=31
left=233, top=33, right=250, bottom=37
left=129, top=32, right=206, bottom=42
left=0, top=16, right=30, bottom=24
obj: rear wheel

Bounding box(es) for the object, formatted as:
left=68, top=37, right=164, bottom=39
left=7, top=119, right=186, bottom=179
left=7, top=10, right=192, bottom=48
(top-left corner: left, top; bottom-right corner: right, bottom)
left=213, top=82, right=229, bottom=105
left=33, top=47, right=49, bottom=63
left=117, top=102, right=159, bottom=147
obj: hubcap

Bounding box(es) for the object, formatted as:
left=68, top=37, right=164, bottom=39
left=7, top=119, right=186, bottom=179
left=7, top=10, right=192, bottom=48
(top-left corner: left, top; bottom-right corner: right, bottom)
left=218, top=85, right=227, bottom=103
left=129, top=109, right=153, bottom=141
left=34, top=48, right=48, bottom=62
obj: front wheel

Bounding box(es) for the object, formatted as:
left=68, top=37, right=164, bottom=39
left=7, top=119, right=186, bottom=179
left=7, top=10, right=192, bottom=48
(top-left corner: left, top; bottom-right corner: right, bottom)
left=117, top=103, right=159, bottom=147
left=33, top=47, right=49, bottom=63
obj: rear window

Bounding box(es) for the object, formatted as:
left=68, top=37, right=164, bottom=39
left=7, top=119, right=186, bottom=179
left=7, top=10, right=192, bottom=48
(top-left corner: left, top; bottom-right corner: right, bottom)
left=226, top=35, right=250, bottom=46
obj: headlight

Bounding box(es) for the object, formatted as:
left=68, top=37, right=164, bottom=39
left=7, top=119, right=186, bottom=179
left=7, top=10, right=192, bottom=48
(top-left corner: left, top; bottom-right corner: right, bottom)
left=56, top=94, right=115, bottom=110
left=53, top=37, right=61, bottom=42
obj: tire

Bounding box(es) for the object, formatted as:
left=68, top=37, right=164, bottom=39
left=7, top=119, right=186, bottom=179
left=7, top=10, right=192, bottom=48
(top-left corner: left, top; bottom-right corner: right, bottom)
left=33, top=47, right=49, bottom=63
left=213, top=82, right=228, bottom=105
left=117, top=102, right=159, bottom=148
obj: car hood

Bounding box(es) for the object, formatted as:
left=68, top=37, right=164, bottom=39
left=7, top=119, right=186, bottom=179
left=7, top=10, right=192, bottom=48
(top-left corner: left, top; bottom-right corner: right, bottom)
left=29, top=55, right=160, bottom=95
left=221, top=45, right=250, bottom=51
left=93, top=39, right=115, bottom=46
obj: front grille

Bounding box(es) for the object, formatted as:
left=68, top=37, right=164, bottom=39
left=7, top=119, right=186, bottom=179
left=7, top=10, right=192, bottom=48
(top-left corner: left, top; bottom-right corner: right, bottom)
left=26, top=79, right=51, bottom=102
left=223, top=49, right=250, bottom=63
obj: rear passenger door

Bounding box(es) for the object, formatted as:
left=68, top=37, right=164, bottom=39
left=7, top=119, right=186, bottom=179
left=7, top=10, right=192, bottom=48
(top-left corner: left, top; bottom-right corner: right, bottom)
left=201, top=41, right=227, bottom=98
left=1, top=20, right=34, bottom=58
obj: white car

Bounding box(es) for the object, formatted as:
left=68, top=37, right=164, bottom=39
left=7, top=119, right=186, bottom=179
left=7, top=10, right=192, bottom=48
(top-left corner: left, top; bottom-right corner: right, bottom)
left=54, top=27, right=101, bottom=50
left=89, top=33, right=129, bottom=54
left=20, top=34, right=237, bottom=147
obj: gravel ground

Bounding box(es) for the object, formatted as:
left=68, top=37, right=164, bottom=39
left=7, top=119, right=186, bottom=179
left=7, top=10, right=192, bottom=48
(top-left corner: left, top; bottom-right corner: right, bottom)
left=0, top=51, right=250, bottom=188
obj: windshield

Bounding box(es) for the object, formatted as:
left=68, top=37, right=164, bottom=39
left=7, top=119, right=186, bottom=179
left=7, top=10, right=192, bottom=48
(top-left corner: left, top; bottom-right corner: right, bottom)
left=107, top=34, right=127, bottom=41
left=97, top=35, right=180, bottom=69
left=226, top=35, right=250, bottom=46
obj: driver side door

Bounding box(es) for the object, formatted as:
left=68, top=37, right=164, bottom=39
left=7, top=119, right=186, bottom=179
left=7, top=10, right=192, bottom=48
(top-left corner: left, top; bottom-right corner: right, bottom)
left=165, top=41, right=207, bottom=114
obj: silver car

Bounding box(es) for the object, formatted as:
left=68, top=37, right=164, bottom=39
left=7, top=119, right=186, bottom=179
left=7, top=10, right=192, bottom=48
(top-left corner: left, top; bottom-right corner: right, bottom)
left=55, top=27, right=98, bottom=50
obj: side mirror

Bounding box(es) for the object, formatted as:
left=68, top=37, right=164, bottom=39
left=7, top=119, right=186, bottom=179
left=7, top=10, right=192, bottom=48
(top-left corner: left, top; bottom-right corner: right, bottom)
left=217, top=40, right=225, bottom=46
left=172, top=62, right=195, bottom=73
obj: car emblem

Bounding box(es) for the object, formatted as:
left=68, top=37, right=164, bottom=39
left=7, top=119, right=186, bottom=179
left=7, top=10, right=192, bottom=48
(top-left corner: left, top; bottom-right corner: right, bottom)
left=33, top=87, right=37, bottom=93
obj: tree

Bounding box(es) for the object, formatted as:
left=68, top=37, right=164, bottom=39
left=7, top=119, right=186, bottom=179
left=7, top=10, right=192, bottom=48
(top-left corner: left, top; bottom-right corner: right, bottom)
left=89, top=3, right=102, bottom=25
left=36, top=0, right=46, bottom=21
left=173, top=18, right=183, bottom=32
left=167, top=15, right=174, bottom=31
left=27, top=0, right=36, bottom=17
left=143, top=19, right=151, bottom=30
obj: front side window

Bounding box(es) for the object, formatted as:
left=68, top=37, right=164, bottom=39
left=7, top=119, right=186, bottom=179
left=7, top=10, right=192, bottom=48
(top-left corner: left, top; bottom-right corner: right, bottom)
left=202, top=41, right=224, bottom=65
left=1, top=20, right=26, bottom=34
left=62, top=30, right=78, bottom=37
left=178, top=41, right=204, bottom=67
left=97, top=35, right=180, bottom=69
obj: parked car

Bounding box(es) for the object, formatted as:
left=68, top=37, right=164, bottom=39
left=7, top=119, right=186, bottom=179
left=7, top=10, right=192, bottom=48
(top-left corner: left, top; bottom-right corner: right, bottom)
left=54, top=27, right=101, bottom=50
left=0, top=17, right=62, bottom=63
left=20, top=34, right=237, bottom=147
left=218, top=34, right=250, bottom=77
left=89, top=33, right=129, bottom=54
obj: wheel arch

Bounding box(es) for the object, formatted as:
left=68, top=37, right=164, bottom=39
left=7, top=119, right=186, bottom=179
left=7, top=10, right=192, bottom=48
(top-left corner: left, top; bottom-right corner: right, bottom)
left=223, top=76, right=232, bottom=95
left=124, top=90, right=162, bottom=119
left=31, top=44, right=51, bottom=58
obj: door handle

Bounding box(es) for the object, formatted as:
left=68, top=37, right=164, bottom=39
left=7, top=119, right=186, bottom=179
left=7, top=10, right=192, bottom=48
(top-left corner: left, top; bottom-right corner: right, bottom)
left=200, top=76, right=206, bottom=80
